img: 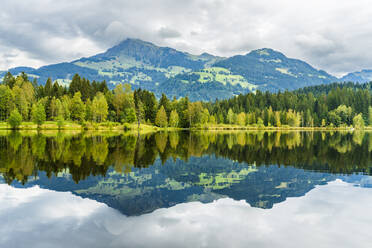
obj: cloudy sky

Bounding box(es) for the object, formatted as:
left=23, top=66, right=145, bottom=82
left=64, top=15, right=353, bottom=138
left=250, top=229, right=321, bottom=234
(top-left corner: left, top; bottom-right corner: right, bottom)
left=1, top=0, right=372, bottom=76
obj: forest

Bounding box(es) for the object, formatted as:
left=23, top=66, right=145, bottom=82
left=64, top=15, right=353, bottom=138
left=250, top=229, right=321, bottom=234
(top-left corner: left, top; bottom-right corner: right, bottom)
left=1, top=72, right=372, bottom=129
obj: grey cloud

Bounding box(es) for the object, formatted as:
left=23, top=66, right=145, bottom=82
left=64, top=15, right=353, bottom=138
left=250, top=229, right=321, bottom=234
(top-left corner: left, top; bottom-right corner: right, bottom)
left=158, top=27, right=181, bottom=39
left=1, top=0, right=372, bottom=75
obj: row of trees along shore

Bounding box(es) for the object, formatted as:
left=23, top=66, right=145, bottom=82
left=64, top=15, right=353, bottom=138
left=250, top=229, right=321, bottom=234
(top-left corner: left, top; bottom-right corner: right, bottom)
left=1, top=72, right=372, bottom=129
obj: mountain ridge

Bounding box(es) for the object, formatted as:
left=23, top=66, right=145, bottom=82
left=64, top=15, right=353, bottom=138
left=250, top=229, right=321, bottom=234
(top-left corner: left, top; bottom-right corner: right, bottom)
left=0, top=38, right=342, bottom=100
left=341, top=69, right=372, bottom=83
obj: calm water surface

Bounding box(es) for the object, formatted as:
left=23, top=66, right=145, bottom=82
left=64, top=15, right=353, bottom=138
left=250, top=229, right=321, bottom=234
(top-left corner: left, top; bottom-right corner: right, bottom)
left=1, top=131, right=372, bottom=248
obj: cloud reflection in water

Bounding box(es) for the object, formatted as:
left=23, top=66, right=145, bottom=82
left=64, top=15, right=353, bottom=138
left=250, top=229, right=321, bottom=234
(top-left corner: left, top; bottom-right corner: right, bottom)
left=1, top=180, right=372, bottom=248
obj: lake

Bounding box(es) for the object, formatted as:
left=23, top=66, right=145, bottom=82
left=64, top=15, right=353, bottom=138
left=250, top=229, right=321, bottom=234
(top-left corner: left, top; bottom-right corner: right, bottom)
left=1, top=131, right=372, bottom=248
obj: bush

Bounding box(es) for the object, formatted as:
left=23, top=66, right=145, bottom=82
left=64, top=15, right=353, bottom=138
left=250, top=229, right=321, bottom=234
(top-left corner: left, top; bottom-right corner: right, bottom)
left=8, top=109, right=22, bottom=129
left=123, top=123, right=131, bottom=131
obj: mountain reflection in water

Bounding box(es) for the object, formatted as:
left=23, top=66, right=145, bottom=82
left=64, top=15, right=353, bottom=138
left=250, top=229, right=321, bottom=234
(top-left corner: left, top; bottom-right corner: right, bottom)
left=0, top=131, right=371, bottom=216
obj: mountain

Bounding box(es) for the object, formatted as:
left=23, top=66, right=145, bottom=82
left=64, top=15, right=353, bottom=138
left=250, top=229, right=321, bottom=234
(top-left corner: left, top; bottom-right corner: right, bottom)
left=0, top=39, right=338, bottom=100
left=341, top=69, right=372, bottom=83
left=213, top=48, right=337, bottom=91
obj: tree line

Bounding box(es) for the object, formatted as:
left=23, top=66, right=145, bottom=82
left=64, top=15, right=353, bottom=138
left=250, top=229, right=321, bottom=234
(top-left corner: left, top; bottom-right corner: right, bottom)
left=1, top=72, right=372, bottom=128
left=1, top=131, right=371, bottom=184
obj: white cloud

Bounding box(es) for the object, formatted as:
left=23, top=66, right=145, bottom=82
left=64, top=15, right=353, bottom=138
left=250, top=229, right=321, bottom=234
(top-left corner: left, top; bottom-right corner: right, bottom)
left=1, top=180, right=372, bottom=248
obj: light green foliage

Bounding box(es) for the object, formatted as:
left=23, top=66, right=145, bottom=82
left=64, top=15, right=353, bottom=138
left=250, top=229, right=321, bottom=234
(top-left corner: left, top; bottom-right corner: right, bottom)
left=227, top=108, right=234, bottom=124
left=353, top=113, right=365, bottom=129
left=70, top=92, right=86, bottom=122
left=286, top=109, right=301, bottom=127
left=113, top=83, right=135, bottom=121
left=0, top=85, right=14, bottom=120
left=200, top=109, right=210, bottom=124
left=155, top=106, right=168, bottom=127
left=60, top=96, right=71, bottom=120
left=334, top=105, right=353, bottom=125
left=49, top=97, right=58, bottom=120
left=169, top=110, right=179, bottom=127
left=57, top=115, right=64, bottom=129
left=274, top=111, right=281, bottom=127
left=194, top=67, right=257, bottom=90
left=13, top=86, right=29, bottom=120
left=275, top=68, right=296, bottom=77
left=8, top=109, right=22, bottom=129
left=328, top=111, right=341, bottom=127
left=188, top=102, right=204, bottom=126
left=209, top=115, right=216, bottom=124
left=85, top=99, right=93, bottom=121
left=92, top=92, right=108, bottom=122
left=247, top=113, right=256, bottom=125
left=31, top=103, right=46, bottom=126
left=237, top=112, right=246, bottom=126
left=123, top=107, right=137, bottom=123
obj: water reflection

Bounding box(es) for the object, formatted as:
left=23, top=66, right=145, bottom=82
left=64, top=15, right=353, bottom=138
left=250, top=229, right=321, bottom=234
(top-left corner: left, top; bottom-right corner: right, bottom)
left=1, top=180, right=372, bottom=248
left=1, top=131, right=372, bottom=182
left=1, top=131, right=372, bottom=247
left=0, top=132, right=372, bottom=215
left=0, top=131, right=372, bottom=216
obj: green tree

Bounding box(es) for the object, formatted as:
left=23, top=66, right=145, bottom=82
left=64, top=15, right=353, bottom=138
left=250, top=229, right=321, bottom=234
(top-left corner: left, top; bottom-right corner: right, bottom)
left=237, top=112, right=246, bottom=126
left=257, top=117, right=264, bottom=127
left=353, top=113, right=365, bottom=129
left=123, top=108, right=137, bottom=123
left=328, top=110, right=341, bottom=127
left=92, top=92, right=108, bottom=122
left=49, top=97, right=58, bottom=120
left=70, top=92, right=85, bottom=122
left=60, top=96, right=71, bottom=120
left=155, top=106, right=168, bottom=127
left=31, top=103, right=46, bottom=127
left=13, top=86, right=30, bottom=120
left=2, top=72, right=15, bottom=88
left=8, top=109, right=22, bottom=129
left=274, top=111, right=281, bottom=127
left=135, top=99, right=145, bottom=128
left=169, top=109, right=179, bottom=127
left=85, top=99, right=93, bottom=121
left=113, top=83, right=134, bottom=121
left=0, top=85, right=14, bottom=120
left=227, top=108, right=234, bottom=124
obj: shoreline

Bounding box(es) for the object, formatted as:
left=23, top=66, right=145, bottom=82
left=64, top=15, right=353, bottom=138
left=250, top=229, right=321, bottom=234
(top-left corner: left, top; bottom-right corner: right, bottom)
left=0, top=121, right=371, bottom=132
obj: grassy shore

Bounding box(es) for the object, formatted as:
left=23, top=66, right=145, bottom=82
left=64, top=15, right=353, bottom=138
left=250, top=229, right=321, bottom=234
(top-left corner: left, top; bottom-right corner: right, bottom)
left=191, top=124, right=372, bottom=131
left=0, top=121, right=181, bottom=133
left=0, top=121, right=371, bottom=132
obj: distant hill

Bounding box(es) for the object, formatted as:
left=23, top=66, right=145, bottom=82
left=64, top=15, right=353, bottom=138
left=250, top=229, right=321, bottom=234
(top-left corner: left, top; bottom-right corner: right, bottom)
left=213, top=48, right=337, bottom=91
left=341, top=69, right=372, bottom=83
left=0, top=38, right=339, bottom=100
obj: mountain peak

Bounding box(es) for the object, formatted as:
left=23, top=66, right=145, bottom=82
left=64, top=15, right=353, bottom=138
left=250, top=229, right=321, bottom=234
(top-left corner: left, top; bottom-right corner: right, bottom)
left=248, top=48, right=286, bottom=58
